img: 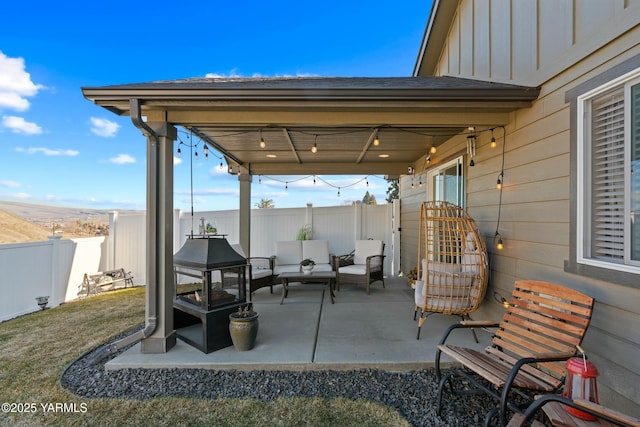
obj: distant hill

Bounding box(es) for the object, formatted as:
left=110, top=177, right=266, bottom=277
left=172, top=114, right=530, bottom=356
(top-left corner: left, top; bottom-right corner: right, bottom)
left=0, top=201, right=140, bottom=244
left=0, top=209, right=53, bottom=244
left=0, top=201, right=112, bottom=223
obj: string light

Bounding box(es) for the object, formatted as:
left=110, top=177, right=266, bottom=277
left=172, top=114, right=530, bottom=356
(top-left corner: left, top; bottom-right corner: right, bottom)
left=490, top=128, right=497, bottom=148
left=312, top=135, right=318, bottom=153
left=259, top=129, right=266, bottom=149
left=373, top=129, right=380, bottom=146
left=430, top=144, right=437, bottom=154
left=494, top=126, right=507, bottom=251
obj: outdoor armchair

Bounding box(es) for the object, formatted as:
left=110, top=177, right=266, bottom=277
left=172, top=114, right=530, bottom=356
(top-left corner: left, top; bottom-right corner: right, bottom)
left=229, top=244, right=274, bottom=300
left=507, top=394, right=640, bottom=427
left=334, top=239, right=385, bottom=294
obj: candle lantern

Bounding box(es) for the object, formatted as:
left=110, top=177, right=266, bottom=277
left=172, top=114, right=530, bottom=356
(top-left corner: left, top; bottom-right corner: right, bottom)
left=563, top=355, right=600, bottom=420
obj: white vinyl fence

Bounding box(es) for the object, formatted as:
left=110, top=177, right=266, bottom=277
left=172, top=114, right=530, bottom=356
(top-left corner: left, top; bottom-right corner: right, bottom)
left=0, top=236, right=106, bottom=322
left=0, top=203, right=397, bottom=322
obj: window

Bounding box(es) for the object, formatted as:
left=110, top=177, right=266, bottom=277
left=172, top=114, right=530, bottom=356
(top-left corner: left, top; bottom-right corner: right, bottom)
left=577, top=67, right=640, bottom=273
left=427, top=156, right=464, bottom=206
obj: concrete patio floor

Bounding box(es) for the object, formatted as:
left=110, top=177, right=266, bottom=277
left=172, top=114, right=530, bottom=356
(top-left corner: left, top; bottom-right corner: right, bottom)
left=106, top=276, right=491, bottom=371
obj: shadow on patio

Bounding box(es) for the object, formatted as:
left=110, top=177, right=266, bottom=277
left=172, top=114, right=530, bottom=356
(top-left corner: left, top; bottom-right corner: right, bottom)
left=107, top=276, right=491, bottom=371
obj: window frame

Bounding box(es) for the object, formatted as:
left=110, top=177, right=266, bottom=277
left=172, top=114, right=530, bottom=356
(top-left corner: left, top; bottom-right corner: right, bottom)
left=427, top=156, right=465, bottom=206
left=566, top=55, right=640, bottom=288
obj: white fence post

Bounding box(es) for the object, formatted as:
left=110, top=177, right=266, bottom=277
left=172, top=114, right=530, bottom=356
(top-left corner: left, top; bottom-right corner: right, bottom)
left=353, top=202, right=362, bottom=241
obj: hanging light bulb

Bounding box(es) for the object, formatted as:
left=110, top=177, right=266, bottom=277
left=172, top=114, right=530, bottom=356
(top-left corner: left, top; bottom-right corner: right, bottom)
left=496, top=172, right=503, bottom=189
left=495, top=232, right=504, bottom=250
left=285, top=182, right=288, bottom=191
left=219, top=161, right=223, bottom=170
left=259, top=176, right=262, bottom=184
left=194, top=150, right=199, bottom=160
left=177, top=145, right=182, bottom=157
left=430, top=144, right=437, bottom=154
left=313, top=175, right=316, bottom=184
left=490, top=129, right=497, bottom=148
left=203, top=144, right=209, bottom=159
left=374, top=130, right=380, bottom=146
left=312, top=135, right=318, bottom=153
left=259, top=129, right=266, bottom=148
left=337, top=187, right=341, bottom=197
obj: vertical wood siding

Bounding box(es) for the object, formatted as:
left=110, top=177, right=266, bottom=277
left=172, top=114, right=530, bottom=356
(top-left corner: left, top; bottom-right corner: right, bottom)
left=435, top=0, right=639, bottom=86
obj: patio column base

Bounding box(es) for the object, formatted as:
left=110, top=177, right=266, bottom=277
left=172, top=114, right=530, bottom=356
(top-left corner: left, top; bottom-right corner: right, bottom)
left=141, top=331, right=177, bottom=353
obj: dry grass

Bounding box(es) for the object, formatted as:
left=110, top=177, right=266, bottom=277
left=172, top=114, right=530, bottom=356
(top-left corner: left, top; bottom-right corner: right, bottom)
left=0, top=288, right=410, bottom=426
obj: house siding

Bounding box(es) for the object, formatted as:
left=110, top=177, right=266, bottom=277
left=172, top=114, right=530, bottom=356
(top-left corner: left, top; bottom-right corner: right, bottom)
left=435, top=0, right=640, bottom=86
left=405, top=0, right=640, bottom=416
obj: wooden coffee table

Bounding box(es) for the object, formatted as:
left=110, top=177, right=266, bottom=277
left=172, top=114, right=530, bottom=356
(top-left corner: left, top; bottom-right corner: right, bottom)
left=278, top=271, right=336, bottom=304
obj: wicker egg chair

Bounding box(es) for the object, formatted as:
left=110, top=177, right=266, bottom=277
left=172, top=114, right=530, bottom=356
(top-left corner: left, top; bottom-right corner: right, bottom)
left=413, top=201, right=489, bottom=340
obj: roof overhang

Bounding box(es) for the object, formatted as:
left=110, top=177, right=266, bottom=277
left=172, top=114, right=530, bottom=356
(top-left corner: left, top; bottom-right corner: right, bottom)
left=413, top=0, right=460, bottom=76
left=82, top=76, right=539, bottom=175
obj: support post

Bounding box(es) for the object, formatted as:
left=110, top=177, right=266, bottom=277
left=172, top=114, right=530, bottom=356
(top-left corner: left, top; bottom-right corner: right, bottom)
left=238, top=168, right=252, bottom=256
left=141, top=122, right=177, bottom=353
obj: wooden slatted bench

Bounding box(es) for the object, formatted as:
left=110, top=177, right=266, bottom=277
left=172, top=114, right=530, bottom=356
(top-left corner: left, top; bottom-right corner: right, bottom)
left=78, top=268, right=134, bottom=296
left=507, top=394, right=640, bottom=427
left=435, top=280, right=595, bottom=427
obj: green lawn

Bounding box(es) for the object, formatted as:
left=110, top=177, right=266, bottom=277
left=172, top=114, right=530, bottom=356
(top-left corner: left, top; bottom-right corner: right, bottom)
left=0, top=288, right=410, bottom=426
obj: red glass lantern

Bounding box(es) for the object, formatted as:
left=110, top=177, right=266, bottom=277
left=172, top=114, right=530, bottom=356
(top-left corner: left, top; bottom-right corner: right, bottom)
left=563, top=356, right=600, bottom=420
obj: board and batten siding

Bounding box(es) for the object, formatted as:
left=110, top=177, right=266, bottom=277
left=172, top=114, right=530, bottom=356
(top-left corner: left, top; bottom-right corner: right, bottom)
left=434, top=0, right=640, bottom=86
left=409, top=0, right=640, bottom=415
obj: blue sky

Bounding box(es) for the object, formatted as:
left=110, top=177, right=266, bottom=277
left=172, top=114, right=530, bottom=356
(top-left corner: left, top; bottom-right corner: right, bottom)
left=0, top=1, right=431, bottom=212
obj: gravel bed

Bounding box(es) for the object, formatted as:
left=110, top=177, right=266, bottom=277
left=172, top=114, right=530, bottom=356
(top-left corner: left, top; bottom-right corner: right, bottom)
left=61, top=329, right=496, bottom=427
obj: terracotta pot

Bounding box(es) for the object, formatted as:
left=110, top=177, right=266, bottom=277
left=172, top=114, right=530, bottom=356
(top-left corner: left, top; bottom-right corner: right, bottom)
left=228, top=312, right=259, bottom=351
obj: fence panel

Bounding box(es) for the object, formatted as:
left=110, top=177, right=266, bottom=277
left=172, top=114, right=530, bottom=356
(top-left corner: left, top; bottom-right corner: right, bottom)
left=0, top=241, right=54, bottom=322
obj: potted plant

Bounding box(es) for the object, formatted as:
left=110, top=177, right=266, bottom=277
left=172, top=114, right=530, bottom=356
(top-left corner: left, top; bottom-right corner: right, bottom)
left=296, top=224, right=312, bottom=240
left=35, top=296, right=49, bottom=310
left=300, top=258, right=315, bottom=275
left=228, top=304, right=259, bottom=351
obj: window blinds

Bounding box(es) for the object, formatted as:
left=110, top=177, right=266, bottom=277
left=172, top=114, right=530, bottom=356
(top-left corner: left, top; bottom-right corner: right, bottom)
left=590, top=87, right=625, bottom=262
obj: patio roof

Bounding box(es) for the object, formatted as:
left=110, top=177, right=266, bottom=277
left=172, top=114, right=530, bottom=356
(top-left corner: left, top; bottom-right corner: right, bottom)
left=82, top=76, right=540, bottom=175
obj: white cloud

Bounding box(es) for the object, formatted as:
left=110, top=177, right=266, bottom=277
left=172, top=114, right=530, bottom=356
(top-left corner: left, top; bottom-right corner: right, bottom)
left=0, top=51, right=43, bottom=111
left=12, top=192, right=31, bottom=199
left=2, top=115, right=42, bottom=135
left=89, top=117, right=119, bottom=137
left=205, top=69, right=242, bottom=78
left=15, top=146, right=79, bottom=156
left=209, top=165, right=228, bottom=175
left=174, top=156, right=182, bottom=165
left=1, top=180, right=22, bottom=188
left=109, top=154, right=136, bottom=164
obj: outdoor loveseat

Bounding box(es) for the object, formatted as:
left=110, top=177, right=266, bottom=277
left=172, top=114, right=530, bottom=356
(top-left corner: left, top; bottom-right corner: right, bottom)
left=272, top=240, right=333, bottom=275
